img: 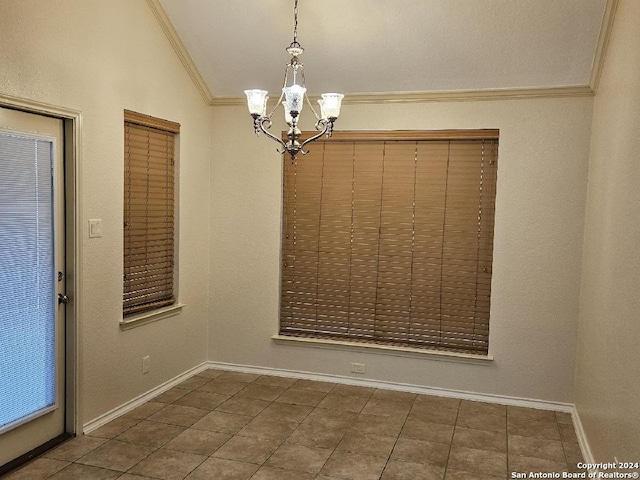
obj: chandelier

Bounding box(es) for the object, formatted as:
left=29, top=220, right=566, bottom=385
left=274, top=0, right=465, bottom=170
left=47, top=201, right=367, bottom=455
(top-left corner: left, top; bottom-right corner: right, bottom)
left=244, top=0, right=344, bottom=160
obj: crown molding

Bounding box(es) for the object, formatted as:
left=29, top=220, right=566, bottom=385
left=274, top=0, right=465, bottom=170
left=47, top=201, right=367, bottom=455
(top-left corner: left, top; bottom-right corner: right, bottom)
left=589, top=0, right=620, bottom=93
left=145, top=0, right=213, bottom=105
left=211, top=85, right=594, bottom=107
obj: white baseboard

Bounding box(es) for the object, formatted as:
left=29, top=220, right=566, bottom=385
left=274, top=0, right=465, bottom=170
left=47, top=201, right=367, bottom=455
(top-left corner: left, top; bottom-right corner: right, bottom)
left=83, top=362, right=209, bottom=434
left=571, top=405, right=596, bottom=466
left=206, top=361, right=574, bottom=413
left=83, top=359, right=592, bottom=467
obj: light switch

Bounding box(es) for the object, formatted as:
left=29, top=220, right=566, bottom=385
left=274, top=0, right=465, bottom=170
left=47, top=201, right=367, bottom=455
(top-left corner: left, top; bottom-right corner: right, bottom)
left=88, top=219, right=102, bottom=238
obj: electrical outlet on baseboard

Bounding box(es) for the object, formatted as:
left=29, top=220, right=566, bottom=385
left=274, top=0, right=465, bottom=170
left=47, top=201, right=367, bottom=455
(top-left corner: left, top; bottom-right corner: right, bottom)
left=351, top=362, right=366, bottom=374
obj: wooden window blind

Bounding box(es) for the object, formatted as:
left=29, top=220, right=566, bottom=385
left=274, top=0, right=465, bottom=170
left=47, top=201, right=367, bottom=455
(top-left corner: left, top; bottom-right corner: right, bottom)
left=280, top=130, right=498, bottom=355
left=123, top=110, right=179, bottom=316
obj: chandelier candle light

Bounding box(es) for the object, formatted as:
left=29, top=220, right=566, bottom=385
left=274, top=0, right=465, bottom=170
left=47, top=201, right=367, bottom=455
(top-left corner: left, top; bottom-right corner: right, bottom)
left=244, top=0, right=344, bottom=160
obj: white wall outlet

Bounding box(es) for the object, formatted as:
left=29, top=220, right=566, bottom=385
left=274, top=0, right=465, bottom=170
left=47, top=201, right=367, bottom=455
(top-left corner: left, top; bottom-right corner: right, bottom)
left=351, top=362, right=366, bottom=374
left=142, top=355, right=150, bottom=374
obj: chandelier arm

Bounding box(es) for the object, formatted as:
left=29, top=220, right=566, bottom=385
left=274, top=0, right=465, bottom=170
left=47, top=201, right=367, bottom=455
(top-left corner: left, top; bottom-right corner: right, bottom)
left=264, top=65, right=290, bottom=118
left=282, top=63, right=290, bottom=90
left=304, top=94, right=321, bottom=121
left=300, top=69, right=321, bottom=121
left=255, top=116, right=288, bottom=152
left=299, top=120, right=331, bottom=151
left=268, top=90, right=285, bottom=118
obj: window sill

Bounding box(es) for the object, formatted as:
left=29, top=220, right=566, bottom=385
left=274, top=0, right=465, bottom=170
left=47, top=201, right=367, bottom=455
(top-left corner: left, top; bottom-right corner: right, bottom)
left=120, top=303, right=185, bottom=331
left=271, top=335, right=493, bottom=365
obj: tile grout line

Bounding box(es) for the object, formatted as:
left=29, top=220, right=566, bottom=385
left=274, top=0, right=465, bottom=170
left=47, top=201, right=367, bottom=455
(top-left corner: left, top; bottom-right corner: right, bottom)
left=302, top=384, right=355, bottom=479
left=506, top=407, right=511, bottom=479
left=77, top=372, right=237, bottom=479
left=441, top=402, right=461, bottom=480
left=556, top=416, right=571, bottom=472
left=191, top=373, right=253, bottom=472
left=123, top=377, right=219, bottom=479
left=250, top=377, right=335, bottom=478
left=377, top=395, right=416, bottom=479
left=174, top=372, right=275, bottom=478
left=193, top=372, right=279, bottom=478
left=112, top=403, right=195, bottom=478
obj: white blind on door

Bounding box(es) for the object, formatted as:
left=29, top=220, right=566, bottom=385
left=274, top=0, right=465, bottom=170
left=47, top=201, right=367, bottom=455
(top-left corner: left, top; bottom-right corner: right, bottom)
left=0, top=133, right=56, bottom=432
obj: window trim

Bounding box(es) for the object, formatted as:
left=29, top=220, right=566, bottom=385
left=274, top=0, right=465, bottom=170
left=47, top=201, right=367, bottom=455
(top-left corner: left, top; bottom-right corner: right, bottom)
left=271, top=334, right=494, bottom=364
left=119, top=303, right=185, bottom=330
left=324, top=129, right=499, bottom=142
left=124, top=109, right=180, bottom=134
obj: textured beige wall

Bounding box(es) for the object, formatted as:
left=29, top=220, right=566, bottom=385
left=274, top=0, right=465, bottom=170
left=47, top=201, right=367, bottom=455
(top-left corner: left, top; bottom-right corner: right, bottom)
left=575, top=0, right=640, bottom=462
left=210, top=97, right=593, bottom=403
left=3, top=0, right=626, bottom=439
left=0, top=0, right=211, bottom=423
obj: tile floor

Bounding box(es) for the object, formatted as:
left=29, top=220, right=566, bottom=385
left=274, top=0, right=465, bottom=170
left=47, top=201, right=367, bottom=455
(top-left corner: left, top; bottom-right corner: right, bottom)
left=5, top=369, right=585, bottom=480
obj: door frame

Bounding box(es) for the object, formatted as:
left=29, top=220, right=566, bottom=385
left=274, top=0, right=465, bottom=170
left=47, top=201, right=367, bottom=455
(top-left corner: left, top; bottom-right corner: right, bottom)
left=0, top=94, right=83, bottom=441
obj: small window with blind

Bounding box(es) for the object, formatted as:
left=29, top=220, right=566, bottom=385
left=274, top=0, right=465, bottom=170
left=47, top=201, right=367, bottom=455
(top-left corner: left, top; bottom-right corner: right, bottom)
left=123, top=110, right=179, bottom=317
left=280, top=130, right=498, bottom=355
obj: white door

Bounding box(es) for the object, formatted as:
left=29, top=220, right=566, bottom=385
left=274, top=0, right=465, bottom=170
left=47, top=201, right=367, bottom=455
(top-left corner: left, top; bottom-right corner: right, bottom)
left=0, top=107, right=66, bottom=467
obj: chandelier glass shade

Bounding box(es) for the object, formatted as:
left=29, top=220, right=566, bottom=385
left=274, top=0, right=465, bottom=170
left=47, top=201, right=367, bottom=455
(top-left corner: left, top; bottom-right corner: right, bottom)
left=244, top=0, right=344, bottom=160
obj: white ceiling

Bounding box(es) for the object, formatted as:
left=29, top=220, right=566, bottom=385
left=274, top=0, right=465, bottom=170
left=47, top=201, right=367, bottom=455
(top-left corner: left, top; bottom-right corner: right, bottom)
left=158, top=0, right=608, bottom=98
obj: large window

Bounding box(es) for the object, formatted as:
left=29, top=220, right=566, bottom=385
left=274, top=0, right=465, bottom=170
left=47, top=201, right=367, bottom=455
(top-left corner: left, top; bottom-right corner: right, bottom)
left=280, top=130, right=498, bottom=355
left=123, top=110, right=179, bottom=316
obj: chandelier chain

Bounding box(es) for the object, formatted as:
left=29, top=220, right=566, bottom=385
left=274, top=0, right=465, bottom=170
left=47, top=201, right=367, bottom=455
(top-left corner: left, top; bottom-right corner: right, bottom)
left=293, top=0, right=299, bottom=45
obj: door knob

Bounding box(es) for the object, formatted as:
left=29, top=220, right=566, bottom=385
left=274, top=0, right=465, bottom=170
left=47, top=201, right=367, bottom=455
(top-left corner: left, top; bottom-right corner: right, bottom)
left=58, top=293, right=70, bottom=305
